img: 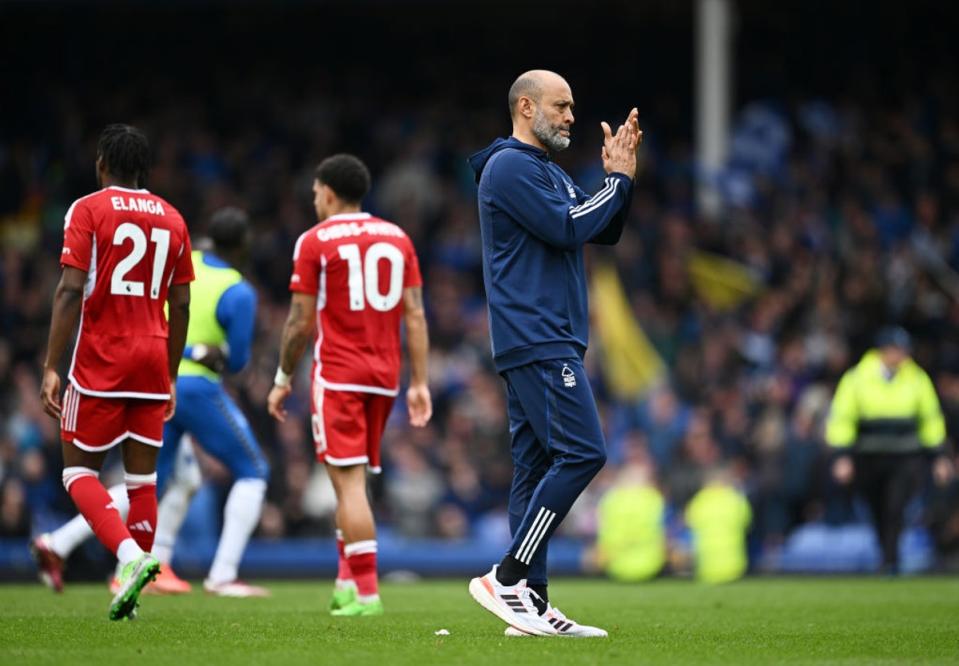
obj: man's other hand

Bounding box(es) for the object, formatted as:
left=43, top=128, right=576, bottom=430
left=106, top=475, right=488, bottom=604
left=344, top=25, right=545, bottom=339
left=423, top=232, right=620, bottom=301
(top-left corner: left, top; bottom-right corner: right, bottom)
left=933, top=454, right=955, bottom=486
left=268, top=384, right=292, bottom=423
left=601, top=108, right=642, bottom=179
left=40, top=368, right=62, bottom=420
left=832, top=455, right=854, bottom=485
left=164, top=383, right=177, bottom=422
left=407, top=383, right=433, bottom=427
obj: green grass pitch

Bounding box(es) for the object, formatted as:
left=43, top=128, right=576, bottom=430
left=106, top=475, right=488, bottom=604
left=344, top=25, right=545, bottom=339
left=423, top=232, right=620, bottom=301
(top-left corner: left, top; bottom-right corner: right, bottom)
left=1, top=577, right=958, bottom=665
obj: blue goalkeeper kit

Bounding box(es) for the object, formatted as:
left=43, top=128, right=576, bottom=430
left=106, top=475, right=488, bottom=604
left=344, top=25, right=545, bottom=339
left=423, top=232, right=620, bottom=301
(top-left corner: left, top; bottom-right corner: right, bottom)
left=156, top=251, right=269, bottom=492
left=469, top=137, right=632, bottom=584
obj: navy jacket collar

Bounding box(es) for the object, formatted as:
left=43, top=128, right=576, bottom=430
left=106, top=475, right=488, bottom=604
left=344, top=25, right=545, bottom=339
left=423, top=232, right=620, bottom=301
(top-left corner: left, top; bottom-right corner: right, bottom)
left=468, top=136, right=549, bottom=182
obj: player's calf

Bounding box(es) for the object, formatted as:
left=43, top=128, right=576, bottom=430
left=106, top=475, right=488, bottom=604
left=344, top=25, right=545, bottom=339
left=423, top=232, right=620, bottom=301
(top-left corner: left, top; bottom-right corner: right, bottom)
left=344, top=540, right=379, bottom=604
left=63, top=467, right=136, bottom=557
left=327, top=464, right=381, bottom=607
left=205, top=477, right=267, bottom=591
left=125, top=472, right=158, bottom=553
left=330, top=529, right=357, bottom=611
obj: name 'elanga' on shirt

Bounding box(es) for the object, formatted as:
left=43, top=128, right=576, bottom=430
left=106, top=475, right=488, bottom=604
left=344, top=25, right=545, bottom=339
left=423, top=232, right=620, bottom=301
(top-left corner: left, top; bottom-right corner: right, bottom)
left=111, top=196, right=166, bottom=215
left=316, top=221, right=404, bottom=242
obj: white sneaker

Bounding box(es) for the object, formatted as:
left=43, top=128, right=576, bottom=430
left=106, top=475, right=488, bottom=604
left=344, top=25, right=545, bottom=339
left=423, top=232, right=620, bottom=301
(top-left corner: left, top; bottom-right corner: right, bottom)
left=203, top=579, right=271, bottom=597
left=468, top=566, right=557, bottom=637
left=504, top=604, right=608, bottom=638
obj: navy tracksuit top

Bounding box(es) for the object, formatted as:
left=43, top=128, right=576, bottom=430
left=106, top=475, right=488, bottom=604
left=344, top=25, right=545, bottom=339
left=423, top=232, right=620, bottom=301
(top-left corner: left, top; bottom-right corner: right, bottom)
left=468, top=137, right=633, bottom=373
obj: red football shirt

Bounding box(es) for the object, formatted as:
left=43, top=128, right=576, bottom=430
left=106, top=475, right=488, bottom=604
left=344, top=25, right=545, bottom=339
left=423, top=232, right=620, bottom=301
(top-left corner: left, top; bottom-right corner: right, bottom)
left=290, top=212, right=422, bottom=395
left=60, top=186, right=195, bottom=398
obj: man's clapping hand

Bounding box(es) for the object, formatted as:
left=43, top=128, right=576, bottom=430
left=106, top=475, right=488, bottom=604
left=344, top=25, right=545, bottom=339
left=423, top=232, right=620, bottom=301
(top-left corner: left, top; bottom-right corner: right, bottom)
left=601, top=108, right=642, bottom=180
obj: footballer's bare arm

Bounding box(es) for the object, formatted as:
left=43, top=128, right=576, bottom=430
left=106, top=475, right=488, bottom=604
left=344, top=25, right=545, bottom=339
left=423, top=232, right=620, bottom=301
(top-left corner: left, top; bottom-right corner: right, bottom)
left=40, top=267, right=87, bottom=419
left=268, top=292, right=316, bottom=422
left=164, top=283, right=191, bottom=421
left=167, top=284, right=191, bottom=380
left=279, top=293, right=316, bottom=375
left=403, top=286, right=432, bottom=427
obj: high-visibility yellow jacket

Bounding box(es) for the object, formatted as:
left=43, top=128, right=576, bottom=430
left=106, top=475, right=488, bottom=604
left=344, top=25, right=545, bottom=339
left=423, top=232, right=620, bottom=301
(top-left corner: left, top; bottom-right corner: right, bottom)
left=685, top=483, right=751, bottom=584
left=596, top=484, right=666, bottom=582
left=825, top=350, right=945, bottom=454
left=177, top=250, right=244, bottom=381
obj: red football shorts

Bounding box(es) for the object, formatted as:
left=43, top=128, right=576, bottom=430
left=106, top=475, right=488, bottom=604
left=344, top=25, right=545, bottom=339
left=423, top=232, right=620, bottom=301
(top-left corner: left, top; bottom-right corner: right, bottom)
left=311, top=383, right=395, bottom=473
left=60, top=383, right=166, bottom=452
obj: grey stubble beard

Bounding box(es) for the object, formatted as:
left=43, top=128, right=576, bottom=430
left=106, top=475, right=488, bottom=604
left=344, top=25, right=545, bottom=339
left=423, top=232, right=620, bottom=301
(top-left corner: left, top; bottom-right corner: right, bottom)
left=532, top=108, right=570, bottom=152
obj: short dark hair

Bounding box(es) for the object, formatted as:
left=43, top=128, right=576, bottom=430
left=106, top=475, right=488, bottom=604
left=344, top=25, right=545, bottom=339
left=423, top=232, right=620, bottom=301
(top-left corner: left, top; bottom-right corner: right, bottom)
left=96, top=124, right=150, bottom=186
left=208, top=207, right=251, bottom=251
left=314, top=154, right=371, bottom=204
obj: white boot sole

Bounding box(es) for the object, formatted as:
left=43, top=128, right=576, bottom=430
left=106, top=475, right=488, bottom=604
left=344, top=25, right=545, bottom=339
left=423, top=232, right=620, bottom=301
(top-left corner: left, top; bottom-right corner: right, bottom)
left=505, top=625, right=608, bottom=638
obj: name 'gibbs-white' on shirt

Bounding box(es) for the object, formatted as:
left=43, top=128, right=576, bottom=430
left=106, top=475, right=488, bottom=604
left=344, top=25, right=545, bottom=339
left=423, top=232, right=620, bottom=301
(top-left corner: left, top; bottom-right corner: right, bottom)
left=60, top=186, right=195, bottom=399
left=289, top=212, right=422, bottom=396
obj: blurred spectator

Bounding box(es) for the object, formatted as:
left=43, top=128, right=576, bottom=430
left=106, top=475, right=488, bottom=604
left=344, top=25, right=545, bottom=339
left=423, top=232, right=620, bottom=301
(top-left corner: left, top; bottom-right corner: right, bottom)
left=685, top=467, right=752, bottom=584
left=825, top=328, right=954, bottom=573
left=384, top=443, right=444, bottom=538
left=0, top=479, right=29, bottom=538
left=595, top=446, right=666, bottom=582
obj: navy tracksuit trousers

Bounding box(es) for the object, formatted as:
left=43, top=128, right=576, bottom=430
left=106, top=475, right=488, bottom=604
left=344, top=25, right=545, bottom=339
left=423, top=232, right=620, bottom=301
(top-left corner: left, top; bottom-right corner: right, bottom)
left=503, top=357, right=607, bottom=586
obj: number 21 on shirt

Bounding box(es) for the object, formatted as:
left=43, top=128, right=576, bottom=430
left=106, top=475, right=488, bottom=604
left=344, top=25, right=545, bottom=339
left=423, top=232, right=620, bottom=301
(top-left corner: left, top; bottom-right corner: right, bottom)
left=110, top=222, right=170, bottom=299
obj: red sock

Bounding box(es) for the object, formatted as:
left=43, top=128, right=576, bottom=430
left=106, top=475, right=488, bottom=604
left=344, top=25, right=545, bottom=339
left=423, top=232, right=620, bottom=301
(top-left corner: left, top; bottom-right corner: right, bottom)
left=336, top=530, right=352, bottom=583
left=345, top=540, right=378, bottom=599
left=63, top=467, right=131, bottom=556
left=125, top=473, right=158, bottom=553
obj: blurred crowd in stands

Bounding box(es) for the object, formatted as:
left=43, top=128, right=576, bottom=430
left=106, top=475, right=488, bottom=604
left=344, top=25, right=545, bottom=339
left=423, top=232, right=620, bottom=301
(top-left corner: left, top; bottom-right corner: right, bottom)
left=3, top=9, right=959, bottom=575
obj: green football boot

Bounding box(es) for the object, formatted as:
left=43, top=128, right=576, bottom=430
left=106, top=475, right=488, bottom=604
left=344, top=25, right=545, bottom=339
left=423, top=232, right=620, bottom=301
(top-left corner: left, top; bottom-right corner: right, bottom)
left=330, top=598, right=384, bottom=617
left=329, top=585, right=357, bottom=612
left=108, top=553, right=160, bottom=621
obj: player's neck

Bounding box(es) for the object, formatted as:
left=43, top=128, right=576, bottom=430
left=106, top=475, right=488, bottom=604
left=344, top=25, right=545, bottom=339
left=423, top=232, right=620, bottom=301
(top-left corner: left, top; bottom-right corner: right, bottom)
left=101, top=176, right=141, bottom=190
left=324, top=203, right=363, bottom=218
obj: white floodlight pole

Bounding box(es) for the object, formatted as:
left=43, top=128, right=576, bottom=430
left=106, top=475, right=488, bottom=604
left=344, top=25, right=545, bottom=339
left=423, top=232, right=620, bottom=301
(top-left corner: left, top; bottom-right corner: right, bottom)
left=696, top=0, right=733, bottom=219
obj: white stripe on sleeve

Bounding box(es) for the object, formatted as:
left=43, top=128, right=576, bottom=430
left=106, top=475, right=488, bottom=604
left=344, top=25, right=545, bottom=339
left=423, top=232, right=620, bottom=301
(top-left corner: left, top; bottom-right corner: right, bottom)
left=570, top=179, right=619, bottom=219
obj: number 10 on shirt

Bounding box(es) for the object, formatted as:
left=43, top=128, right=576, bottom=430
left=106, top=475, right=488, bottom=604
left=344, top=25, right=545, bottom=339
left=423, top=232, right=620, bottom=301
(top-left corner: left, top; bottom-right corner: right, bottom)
left=337, top=242, right=404, bottom=312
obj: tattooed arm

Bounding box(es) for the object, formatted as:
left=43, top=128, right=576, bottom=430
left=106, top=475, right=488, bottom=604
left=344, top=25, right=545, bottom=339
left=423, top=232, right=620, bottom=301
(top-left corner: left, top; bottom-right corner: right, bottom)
left=278, top=293, right=316, bottom=374
left=267, top=292, right=316, bottom=422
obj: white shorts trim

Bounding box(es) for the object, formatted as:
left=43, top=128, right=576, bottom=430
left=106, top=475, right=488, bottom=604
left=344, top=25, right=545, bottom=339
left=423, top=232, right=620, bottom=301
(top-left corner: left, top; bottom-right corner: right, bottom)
left=322, top=457, right=382, bottom=474
left=320, top=378, right=399, bottom=397
left=72, top=430, right=163, bottom=452
left=128, top=432, right=164, bottom=447
left=324, top=454, right=370, bottom=467
left=68, top=375, right=170, bottom=401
